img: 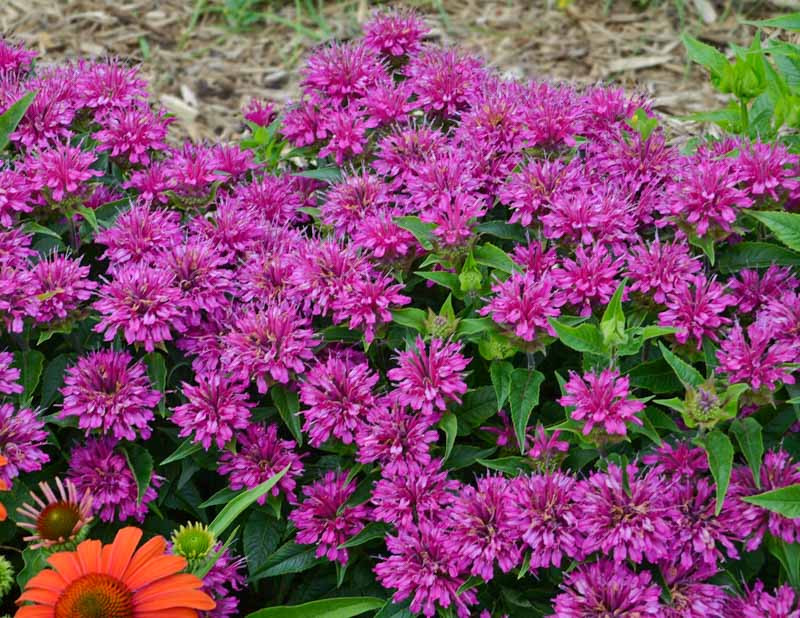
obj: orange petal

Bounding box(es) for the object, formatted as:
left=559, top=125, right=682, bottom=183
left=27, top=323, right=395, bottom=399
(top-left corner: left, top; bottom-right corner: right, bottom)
left=103, top=526, right=142, bottom=578
left=135, top=586, right=216, bottom=611
left=0, top=502, right=6, bottom=521
left=19, top=569, right=68, bottom=594
left=14, top=605, right=53, bottom=617
left=16, top=586, right=60, bottom=605
left=45, top=550, right=85, bottom=584
left=76, top=536, right=102, bottom=574
left=122, top=535, right=167, bottom=583
left=134, top=574, right=204, bottom=606
left=135, top=610, right=199, bottom=618
left=124, top=554, right=187, bottom=591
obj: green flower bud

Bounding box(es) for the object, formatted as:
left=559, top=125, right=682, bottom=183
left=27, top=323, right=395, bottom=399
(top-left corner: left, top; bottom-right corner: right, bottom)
left=171, top=522, right=216, bottom=561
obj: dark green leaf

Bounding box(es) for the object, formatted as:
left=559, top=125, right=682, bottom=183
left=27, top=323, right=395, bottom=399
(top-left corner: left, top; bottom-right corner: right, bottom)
left=396, top=216, right=435, bottom=250
left=549, top=319, right=606, bottom=356
left=199, top=487, right=240, bottom=509
left=474, top=220, right=527, bottom=242
left=766, top=534, right=800, bottom=590
left=742, top=484, right=800, bottom=517
left=456, top=387, right=499, bottom=435
left=338, top=522, right=390, bottom=549
left=476, top=456, right=531, bottom=474
left=455, top=318, right=497, bottom=337
left=272, top=384, right=303, bottom=446
left=17, top=547, right=46, bottom=592
left=439, top=412, right=457, bottom=462
left=145, top=352, right=167, bottom=416
left=658, top=342, right=705, bottom=387
left=161, top=438, right=203, bottom=466
left=474, top=243, right=514, bottom=273
left=293, top=167, right=342, bottom=182
left=415, top=270, right=460, bottom=292
left=40, top=354, right=69, bottom=408
left=124, top=444, right=154, bottom=505
left=748, top=210, right=800, bottom=252
left=251, top=540, right=321, bottom=580
left=489, top=361, right=513, bottom=410
left=627, top=359, right=683, bottom=394
left=731, top=417, right=764, bottom=488
left=390, top=308, right=427, bottom=333
left=15, top=350, right=44, bottom=407
left=246, top=597, right=385, bottom=618
left=243, top=510, right=282, bottom=578
left=0, top=91, right=35, bottom=151
left=509, top=369, right=545, bottom=454
left=23, top=221, right=62, bottom=240
left=696, top=430, right=734, bottom=516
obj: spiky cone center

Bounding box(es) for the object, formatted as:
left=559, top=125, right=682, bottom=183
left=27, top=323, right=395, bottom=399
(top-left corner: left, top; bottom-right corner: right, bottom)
left=0, top=555, right=13, bottom=599
left=53, top=573, right=133, bottom=618
left=37, top=501, right=81, bottom=542
left=171, top=523, right=215, bottom=560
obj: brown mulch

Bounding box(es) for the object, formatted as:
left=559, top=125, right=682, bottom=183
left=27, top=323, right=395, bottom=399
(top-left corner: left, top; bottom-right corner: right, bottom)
left=0, top=0, right=789, bottom=141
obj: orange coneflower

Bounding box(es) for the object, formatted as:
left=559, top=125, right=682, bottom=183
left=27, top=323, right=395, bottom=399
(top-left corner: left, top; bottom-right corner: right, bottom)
left=0, top=454, right=9, bottom=521
left=16, top=526, right=215, bottom=618
left=17, top=478, right=93, bottom=549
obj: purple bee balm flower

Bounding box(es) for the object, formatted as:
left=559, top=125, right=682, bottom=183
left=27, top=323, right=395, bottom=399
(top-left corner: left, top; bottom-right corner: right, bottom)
left=281, top=100, right=328, bottom=147
left=29, top=141, right=102, bottom=203
left=192, top=198, right=265, bottom=259
left=373, top=125, right=446, bottom=187
left=659, top=275, right=735, bottom=350
left=199, top=544, right=246, bottom=618
left=0, top=350, right=22, bottom=395
left=521, top=82, right=583, bottom=148
left=560, top=368, right=644, bottom=437
left=123, top=162, right=174, bottom=205
left=574, top=463, right=677, bottom=564
left=164, top=239, right=233, bottom=324
left=233, top=175, right=303, bottom=224
left=549, top=559, right=662, bottom=618
left=93, top=106, right=172, bottom=165
left=498, top=158, right=584, bottom=227
left=727, top=266, right=798, bottom=315
left=405, top=48, right=485, bottom=118
left=0, top=403, right=49, bottom=486
left=0, top=39, right=36, bottom=72
left=218, top=422, right=304, bottom=503
left=76, top=60, right=148, bottom=115
left=446, top=475, right=521, bottom=580
left=668, top=477, right=740, bottom=569
left=0, top=262, right=37, bottom=332
left=210, top=144, right=257, bottom=180
left=30, top=253, right=97, bottom=324
left=60, top=349, right=160, bottom=441
left=67, top=436, right=160, bottom=523
left=405, top=151, right=481, bottom=213
left=554, top=244, right=624, bottom=317
left=318, top=108, right=374, bottom=165
left=356, top=398, right=437, bottom=473
left=243, top=98, right=277, bottom=127
left=302, top=41, right=386, bottom=104
left=726, top=450, right=800, bottom=550
left=172, top=374, right=253, bottom=451
left=479, top=269, right=566, bottom=342
left=510, top=241, right=559, bottom=276
left=419, top=191, right=486, bottom=247
left=527, top=424, right=570, bottom=465
left=0, top=227, right=35, bottom=268
left=331, top=271, right=410, bottom=343
left=93, top=263, right=187, bottom=352
left=363, top=9, right=428, bottom=57
left=759, top=290, right=800, bottom=346
left=507, top=471, right=583, bottom=570
left=375, top=519, right=479, bottom=618
left=726, top=581, right=800, bottom=618
left=387, top=336, right=469, bottom=418
left=661, top=563, right=728, bottom=618
left=164, top=143, right=221, bottom=198
left=626, top=238, right=703, bottom=305
left=362, top=79, right=412, bottom=126
left=0, top=168, right=33, bottom=226
left=320, top=171, right=390, bottom=235
left=352, top=209, right=417, bottom=260
left=289, top=470, right=369, bottom=565
left=10, top=68, right=78, bottom=148
left=642, top=441, right=708, bottom=479
left=736, top=139, right=800, bottom=201
left=95, top=203, right=183, bottom=267
left=300, top=354, right=379, bottom=447
left=222, top=303, right=317, bottom=393
left=662, top=155, right=752, bottom=237
left=371, top=459, right=458, bottom=528
left=717, top=321, right=797, bottom=391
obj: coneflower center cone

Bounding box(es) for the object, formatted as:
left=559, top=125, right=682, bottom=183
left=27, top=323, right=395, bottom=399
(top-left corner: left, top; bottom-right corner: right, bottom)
left=53, top=573, right=133, bottom=618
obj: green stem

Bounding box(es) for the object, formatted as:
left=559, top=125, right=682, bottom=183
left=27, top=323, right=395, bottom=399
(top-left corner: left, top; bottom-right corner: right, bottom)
left=740, top=99, right=749, bottom=133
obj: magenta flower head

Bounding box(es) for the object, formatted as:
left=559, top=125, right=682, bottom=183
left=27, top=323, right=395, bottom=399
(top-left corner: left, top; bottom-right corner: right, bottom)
left=363, top=10, right=429, bottom=58
left=660, top=563, right=728, bottom=618
left=0, top=403, right=49, bottom=486
left=67, top=436, right=160, bottom=523
left=95, top=203, right=183, bottom=268
left=30, top=253, right=97, bottom=324
left=289, top=470, right=369, bottom=565
left=716, top=321, right=796, bottom=391
left=499, top=158, right=584, bottom=227
left=387, top=336, right=469, bottom=418
left=736, top=139, right=800, bottom=201
left=93, top=263, right=187, bottom=352
left=93, top=106, right=172, bottom=166
left=726, top=581, right=799, bottom=618
left=299, top=354, right=379, bottom=447
left=10, top=68, right=78, bottom=149
left=375, top=520, right=479, bottom=618
left=76, top=60, right=148, bottom=114
left=0, top=351, right=22, bottom=395
left=356, top=397, right=437, bottom=473
left=554, top=244, right=624, bottom=317
left=0, top=167, right=33, bottom=226
left=405, top=48, right=485, bottom=118
left=574, top=463, right=677, bottom=564
left=0, top=39, right=36, bottom=72
left=0, top=261, right=37, bottom=333
left=165, top=239, right=234, bottom=324
left=626, top=238, right=702, bottom=305
left=550, top=560, right=662, bottom=617
left=320, top=171, right=389, bottom=235
left=197, top=544, right=246, bottom=618
left=522, top=82, right=583, bottom=148
left=728, top=266, right=798, bottom=315
left=29, top=141, right=102, bottom=204
left=507, top=471, right=583, bottom=570
left=222, top=303, right=318, bottom=393
left=641, top=441, right=708, bottom=480
left=318, top=107, right=373, bottom=165
left=726, top=449, right=800, bottom=550
left=560, top=368, right=644, bottom=437
left=233, top=175, right=303, bottom=224
left=659, top=275, right=735, bottom=350
left=218, top=422, right=304, bottom=504
left=243, top=98, right=277, bottom=127
left=446, top=474, right=521, bottom=580
left=302, top=41, right=385, bottom=105
left=60, top=349, right=160, bottom=441
left=479, top=269, right=565, bottom=342
left=331, top=271, right=410, bottom=343
left=172, top=373, right=254, bottom=451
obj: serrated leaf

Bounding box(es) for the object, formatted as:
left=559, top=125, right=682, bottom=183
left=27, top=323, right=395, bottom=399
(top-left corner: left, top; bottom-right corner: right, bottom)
left=396, top=216, right=435, bottom=250
left=391, top=308, right=427, bottom=333
left=144, top=352, right=166, bottom=416
left=161, top=438, right=203, bottom=466
left=15, top=349, right=44, bottom=407
left=338, top=522, right=390, bottom=549
left=742, top=484, right=800, bottom=517
left=271, top=384, right=303, bottom=446
left=600, top=279, right=626, bottom=346
left=473, top=243, right=514, bottom=273
left=415, top=270, right=460, bottom=292
left=293, top=166, right=342, bottom=182
left=251, top=540, right=321, bottom=580
left=0, top=91, right=35, bottom=151
left=456, top=387, right=499, bottom=435
left=682, top=33, right=729, bottom=77
left=208, top=465, right=289, bottom=538
left=439, top=412, right=457, bottom=462
left=748, top=210, right=800, bottom=252
left=549, top=319, right=607, bottom=356
left=246, top=597, right=385, bottom=618
left=696, top=430, right=734, bottom=516
left=476, top=456, right=531, bottom=474
left=509, top=369, right=544, bottom=454
left=658, top=342, right=705, bottom=387
left=731, top=418, right=764, bottom=489
left=718, top=241, right=800, bottom=273
left=489, top=361, right=513, bottom=410
left=124, top=444, right=154, bottom=505
left=243, top=510, right=282, bottom=578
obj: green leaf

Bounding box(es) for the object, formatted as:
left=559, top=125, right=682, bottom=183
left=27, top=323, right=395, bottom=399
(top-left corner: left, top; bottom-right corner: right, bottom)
left=508, top=369, right=545, bottom=454
left=473, top=243, right=514, bottom=273
left=271, top=384, right=303, bottom=446
left=658, top=342, right=705, bottom=387
left=696, top=430, right=734, bottom=516
left=742, top=484, right=800, bottom=517
left=76, top=205, right=98, bottom=231
left=390, top=308, right=427, bottom=333
left=124, top=444, right=154, bottom=505
left=23, top=221, right=62, bottom=240
left=477, top=456, right=531, bottom=474
left=731, top=418, right=764, bottom=488
left=549, top=319, right=606, bottom=356
left=415, top=270, right=460, bottom=292
left=457, top=575, right=484, bottom=596
left=144, top=352, right=167, bottom=416
left=744, top=12, right=800, bottom=31
left=243, top=510, right=282, bottom=578
left=682, top=33, right=729, bottom=77
left=338, top=522, right=390, bottom=549
left=293, top=166, right=342, bottom=183
left=489, top=361, right=513, bottom=410
left=455, top=318, right=497, bottom=337
left=0, top=91, right=35, bottom=151
left=373, top=600, right=414, bottom=618
left=627, top=359, right=683, bottom=394
left=600, top=279, right=627, bottom=346
left=474, top=220, right=527, bottom=242
left=15, top=349, right=44, bottom=407
left=396, top=216, right=435, bottom=250
left=251, top=540, right=321, bottom=580
left=17, top=547, right=46, bottom=592
left=208, top=465, right=289, bottom=538
left=689, top=231, right=715, bottom=265
left=748, top=210, right=800, bottom=252
left=766, top=534, right=800, bottom=590
left=246, top=597, right=385, bottom=618
left=628, top=411, right=662, bottom=445
left=199, top=487, right=240, bottom=509
left=40, top=353, right=69, bottom=408
left=161, top=438, right=203, bottom=466
left=456, top=387, right=499, bottom=435
left=439, top=412, right=457, bottom=462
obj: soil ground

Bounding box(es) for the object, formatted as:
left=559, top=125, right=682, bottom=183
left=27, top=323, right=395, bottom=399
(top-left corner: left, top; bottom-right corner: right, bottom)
left=0, top=1, right=791, bottom=140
